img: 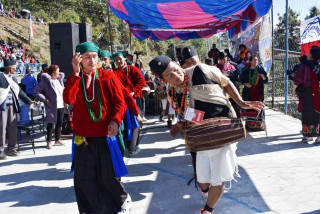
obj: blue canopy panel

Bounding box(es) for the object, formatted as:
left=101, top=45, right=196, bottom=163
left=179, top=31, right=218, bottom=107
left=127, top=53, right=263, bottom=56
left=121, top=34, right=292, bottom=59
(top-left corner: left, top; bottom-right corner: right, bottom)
left=107, top=0, right=271, bottom=41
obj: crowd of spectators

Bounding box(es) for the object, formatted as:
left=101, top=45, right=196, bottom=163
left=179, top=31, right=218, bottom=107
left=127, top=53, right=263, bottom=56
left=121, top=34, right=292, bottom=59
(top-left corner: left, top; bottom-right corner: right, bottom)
left=0, top=2, right=48, bottom=25
left=0, top=40, right=42, bottom=74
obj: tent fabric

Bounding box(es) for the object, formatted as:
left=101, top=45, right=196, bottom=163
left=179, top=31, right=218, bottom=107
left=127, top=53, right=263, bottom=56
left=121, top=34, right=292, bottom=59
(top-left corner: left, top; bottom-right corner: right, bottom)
left=108, top=0, right=272, bottom=40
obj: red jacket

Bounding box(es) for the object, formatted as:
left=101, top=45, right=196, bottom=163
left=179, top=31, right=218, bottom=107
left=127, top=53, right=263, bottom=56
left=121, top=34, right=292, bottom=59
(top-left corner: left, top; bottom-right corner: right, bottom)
left=240, top=49, right=252, bottom=67
left=113, top=65, right=146, bottom=99
left=105, top=68, right=140, bottom=116
left=63, top=68, right=127, bottom=137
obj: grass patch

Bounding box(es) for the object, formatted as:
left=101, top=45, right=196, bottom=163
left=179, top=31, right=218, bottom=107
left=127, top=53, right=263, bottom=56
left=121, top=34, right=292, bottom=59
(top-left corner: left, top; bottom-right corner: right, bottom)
left=0, top=16, right=50, bottom=63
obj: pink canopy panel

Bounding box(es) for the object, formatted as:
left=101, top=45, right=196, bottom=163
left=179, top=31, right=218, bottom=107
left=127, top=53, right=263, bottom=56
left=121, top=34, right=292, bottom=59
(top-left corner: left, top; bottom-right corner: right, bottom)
left=107, top=0, right=271, bottom=40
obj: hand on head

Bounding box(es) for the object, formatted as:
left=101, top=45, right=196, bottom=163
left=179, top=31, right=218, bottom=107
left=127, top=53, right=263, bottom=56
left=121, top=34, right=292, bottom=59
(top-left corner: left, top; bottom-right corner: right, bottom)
left=72, top=52, right=82, bottom=75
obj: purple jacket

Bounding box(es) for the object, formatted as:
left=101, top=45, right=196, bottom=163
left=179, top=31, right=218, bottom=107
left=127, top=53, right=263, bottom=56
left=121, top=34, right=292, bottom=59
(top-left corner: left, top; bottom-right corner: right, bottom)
left=294, top=64, right=312, bottom=87
left=33, top=72, right=65, bottom=123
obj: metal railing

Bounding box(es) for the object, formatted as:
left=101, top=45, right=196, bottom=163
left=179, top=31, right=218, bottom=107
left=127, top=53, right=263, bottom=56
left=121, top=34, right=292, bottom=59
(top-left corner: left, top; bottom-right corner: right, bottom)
left=14, top=63, right=43, bottom=75
left=265, top=49, right=301, bottom=119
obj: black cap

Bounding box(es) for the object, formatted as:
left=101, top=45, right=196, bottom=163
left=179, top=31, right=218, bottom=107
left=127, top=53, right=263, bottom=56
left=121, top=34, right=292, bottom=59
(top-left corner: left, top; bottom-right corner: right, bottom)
left=205, top=58, right=214, bottom=65
left=4, top=58, right=16, bottom=67
left=25, top=68, right=31, bottom=74
left=41, top=63, right=48, bottom=70
left=182, top=46, right=198, bottom=60
left=239, top=44, right=246, bottom=50
left=310, top=46, right=320, bottom=60
left=149, top=55, right=172, bottom=77
left=218, top=52, right=225, bottom=59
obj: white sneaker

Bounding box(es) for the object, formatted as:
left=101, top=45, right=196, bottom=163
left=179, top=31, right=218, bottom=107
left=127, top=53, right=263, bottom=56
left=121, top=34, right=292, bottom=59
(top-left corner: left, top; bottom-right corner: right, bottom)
left=142, top=116, right=148, bottom=122
left=301, top=137, right=313, bottom=143
left=314, top=137, right=320, bottom=144
left=118, top=193, right=132, bottom=214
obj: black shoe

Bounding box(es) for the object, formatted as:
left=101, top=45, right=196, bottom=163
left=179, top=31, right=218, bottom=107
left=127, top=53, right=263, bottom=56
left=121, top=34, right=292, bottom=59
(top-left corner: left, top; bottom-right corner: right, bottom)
left=167, top=120, right=172, bottom=128
left=0, top=152, right=7, bottom=160
left=159, top=115, right=165, bottom=122
left=7, top=148, right=20, bottom=156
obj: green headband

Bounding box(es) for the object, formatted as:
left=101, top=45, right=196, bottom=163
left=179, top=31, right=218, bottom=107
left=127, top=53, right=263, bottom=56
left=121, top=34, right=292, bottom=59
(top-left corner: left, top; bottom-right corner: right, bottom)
left=113, top=52, right=125, bottom=59
left=100, top=50, right=112, bottom=59
left=76, top=42, right=99, bottom=55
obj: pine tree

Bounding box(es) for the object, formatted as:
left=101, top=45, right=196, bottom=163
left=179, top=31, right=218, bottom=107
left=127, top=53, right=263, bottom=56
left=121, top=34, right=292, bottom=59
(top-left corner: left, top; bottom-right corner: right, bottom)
left=274, top=8, right=300, bottom=52
left=305, top=6, right=320, bottom=20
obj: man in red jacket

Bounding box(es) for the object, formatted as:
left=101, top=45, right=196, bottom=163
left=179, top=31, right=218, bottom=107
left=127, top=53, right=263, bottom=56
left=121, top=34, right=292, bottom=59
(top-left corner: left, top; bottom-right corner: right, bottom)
left=113, top=52, right=146, bottom=156
left=63, top=42, right=131, bottom=214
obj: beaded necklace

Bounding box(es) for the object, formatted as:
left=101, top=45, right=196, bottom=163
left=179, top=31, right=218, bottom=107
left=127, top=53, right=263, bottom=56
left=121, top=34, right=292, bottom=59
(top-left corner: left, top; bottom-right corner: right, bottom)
left=81, top=70, right=102, bottom=122
left=170, top=74, right=188, bottom=115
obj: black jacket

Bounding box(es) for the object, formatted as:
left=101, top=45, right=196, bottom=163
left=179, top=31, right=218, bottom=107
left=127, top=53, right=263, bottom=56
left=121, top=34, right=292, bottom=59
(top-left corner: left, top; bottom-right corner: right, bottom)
left=241, top=66, right=268, bottom=102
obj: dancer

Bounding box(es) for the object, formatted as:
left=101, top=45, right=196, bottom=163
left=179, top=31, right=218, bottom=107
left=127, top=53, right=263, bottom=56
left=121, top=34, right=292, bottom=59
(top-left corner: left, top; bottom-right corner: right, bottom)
left=64, top=42, right=131, bottom=214
left=113, top=52, right=145, bottom=156
left=149, top=55, right=263, bottom=214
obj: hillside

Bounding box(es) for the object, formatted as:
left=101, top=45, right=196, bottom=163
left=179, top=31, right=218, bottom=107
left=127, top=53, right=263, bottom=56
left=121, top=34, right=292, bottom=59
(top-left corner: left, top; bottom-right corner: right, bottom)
left=0, top=16, right=50, bottom=63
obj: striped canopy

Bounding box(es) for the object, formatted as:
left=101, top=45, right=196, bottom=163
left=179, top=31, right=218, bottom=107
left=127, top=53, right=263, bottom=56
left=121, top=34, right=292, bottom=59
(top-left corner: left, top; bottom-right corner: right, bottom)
left=107, top=0, right=272, bottom=40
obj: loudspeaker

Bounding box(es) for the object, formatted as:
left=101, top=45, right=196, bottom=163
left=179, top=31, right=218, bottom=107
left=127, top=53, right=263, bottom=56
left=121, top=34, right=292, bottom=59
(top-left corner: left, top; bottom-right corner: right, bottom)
left=49, top=23, right=79, bottom=77
left=78, top=23, right=92, bottom=43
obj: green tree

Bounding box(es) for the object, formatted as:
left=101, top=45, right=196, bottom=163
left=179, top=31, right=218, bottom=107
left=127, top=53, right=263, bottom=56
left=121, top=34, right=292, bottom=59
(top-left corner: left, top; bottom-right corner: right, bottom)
left=274, top=8, right=300, bottom=52
left=57, top=9, right=81, bottom=23
left=33, top=9, right=49, bottom=21
left=305, top=6, right=320, bottom=20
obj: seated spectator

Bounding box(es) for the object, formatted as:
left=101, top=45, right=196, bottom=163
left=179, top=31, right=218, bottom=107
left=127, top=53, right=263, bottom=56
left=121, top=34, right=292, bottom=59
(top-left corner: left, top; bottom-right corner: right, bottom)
left=29, top=56, right=36, bottom=64
left=224, top=49, right=234, bottom=62
left=21, top=68, right=38, bottom=100
left=11, top=7, right=15, bottom=17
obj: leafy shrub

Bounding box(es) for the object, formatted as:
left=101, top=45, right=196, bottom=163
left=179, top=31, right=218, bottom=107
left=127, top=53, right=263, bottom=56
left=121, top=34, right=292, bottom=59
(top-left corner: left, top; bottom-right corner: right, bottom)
left=33, top=9, right=49, bottom=21
left=57, top=9, right=81, bottom=23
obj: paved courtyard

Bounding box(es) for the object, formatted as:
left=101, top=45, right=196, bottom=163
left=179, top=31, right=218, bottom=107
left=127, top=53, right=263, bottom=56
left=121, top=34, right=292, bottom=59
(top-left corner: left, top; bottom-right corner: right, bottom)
left=0, top=109, right=320, bottom=214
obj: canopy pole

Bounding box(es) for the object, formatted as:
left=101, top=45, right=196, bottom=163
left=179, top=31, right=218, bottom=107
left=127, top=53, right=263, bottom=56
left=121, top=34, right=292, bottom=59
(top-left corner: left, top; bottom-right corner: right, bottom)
left=271, top=0, right=275, bottom=108
left=107, top=5, right=113, bottom=55
left=145, top=40, right=148, bottom=56
left=205, top=39, right=208, bottom=55
left=129, top=26, right=132, bottom=54
left=173, top=40, right=176, bottom=58
left=284, top=0, right=289, bottom=114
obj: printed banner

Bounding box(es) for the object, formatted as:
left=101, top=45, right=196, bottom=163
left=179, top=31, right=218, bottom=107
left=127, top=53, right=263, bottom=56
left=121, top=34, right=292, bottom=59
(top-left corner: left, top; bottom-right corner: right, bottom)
left=300, top=15, right=320, bottom=44
left=300, top=15, right=320, bottom=56
left=229, top=13, right=272, bottom=73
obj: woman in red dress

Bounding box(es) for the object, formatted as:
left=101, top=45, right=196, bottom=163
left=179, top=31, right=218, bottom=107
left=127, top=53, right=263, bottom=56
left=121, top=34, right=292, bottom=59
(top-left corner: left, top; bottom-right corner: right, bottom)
left=294, top=46, right=320, bottom=143
left=241, top=55, right=268, bottom=130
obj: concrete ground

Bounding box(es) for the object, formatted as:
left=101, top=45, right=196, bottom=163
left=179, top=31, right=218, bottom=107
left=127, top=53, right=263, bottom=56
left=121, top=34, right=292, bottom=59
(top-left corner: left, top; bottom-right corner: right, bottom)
left=0, top=109, right=320, bottom=214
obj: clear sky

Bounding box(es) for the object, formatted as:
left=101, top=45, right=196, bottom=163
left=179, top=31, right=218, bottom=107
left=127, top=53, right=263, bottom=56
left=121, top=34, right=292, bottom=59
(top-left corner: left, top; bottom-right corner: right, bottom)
left=273, top=0, right=320, bottom=23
